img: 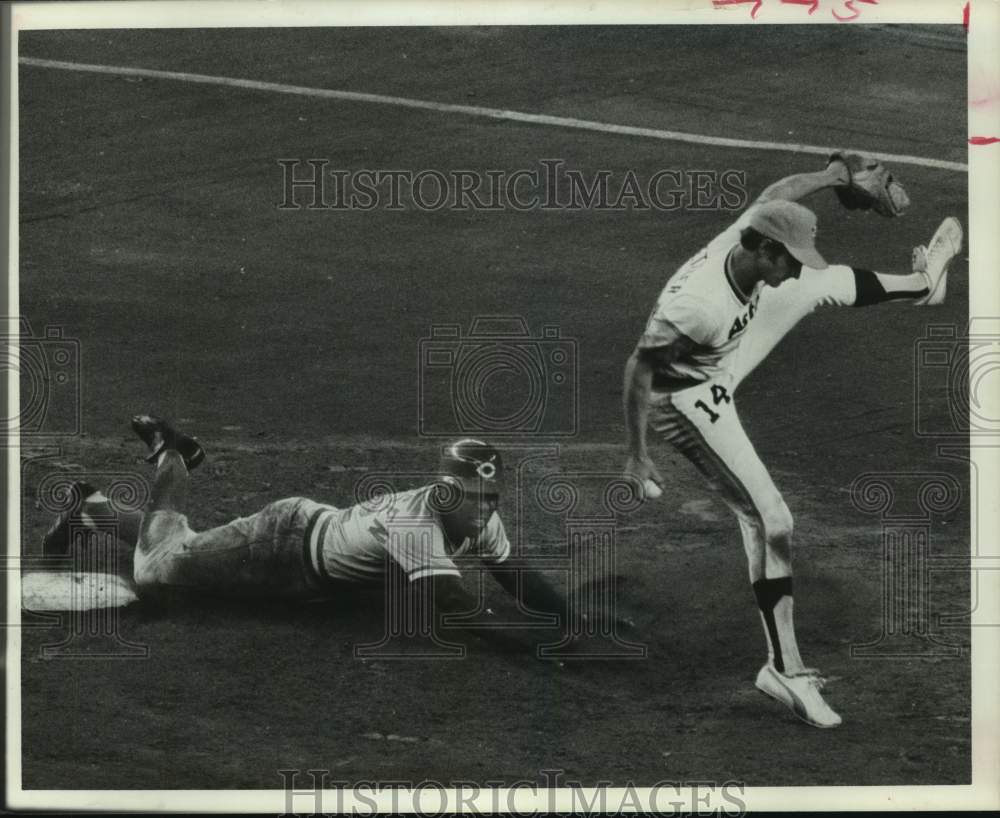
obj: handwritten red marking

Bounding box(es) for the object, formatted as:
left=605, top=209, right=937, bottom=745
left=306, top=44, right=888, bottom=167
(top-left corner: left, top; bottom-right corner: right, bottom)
left=963, top=2, right=969, bottom=32
left=714, top=0, right=878, bottom=21
left=969, top=96, right=998, bottom=108
left=712, top=0, right=764, bottom=18
left=782, top=0, right=820, bottom=13
left=832, top=0, right=878, bottom=22
left=969, top=137, right=1000, bottom=145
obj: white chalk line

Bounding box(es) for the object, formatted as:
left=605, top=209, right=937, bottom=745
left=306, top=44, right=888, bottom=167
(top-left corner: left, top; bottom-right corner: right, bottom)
left=20, top=56, right=968, bottom=173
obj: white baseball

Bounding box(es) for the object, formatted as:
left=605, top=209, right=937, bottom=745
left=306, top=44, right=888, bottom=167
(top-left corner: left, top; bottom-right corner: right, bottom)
left=643, top=479, right=663, bottom=500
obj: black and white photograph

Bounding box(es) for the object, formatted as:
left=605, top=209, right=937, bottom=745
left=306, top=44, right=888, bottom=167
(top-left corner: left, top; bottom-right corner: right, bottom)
left=4, top=0, right=998, bottom=812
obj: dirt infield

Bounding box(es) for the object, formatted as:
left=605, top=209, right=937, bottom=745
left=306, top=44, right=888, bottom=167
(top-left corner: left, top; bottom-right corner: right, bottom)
left=17, top=26, right=969, bottom=788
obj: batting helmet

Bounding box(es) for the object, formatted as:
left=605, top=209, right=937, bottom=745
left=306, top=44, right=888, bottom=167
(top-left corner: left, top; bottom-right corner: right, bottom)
left=439, top=438, right=503, bottom=496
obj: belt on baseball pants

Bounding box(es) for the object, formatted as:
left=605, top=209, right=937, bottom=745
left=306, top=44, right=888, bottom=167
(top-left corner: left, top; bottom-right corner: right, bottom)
left=302, top=506, right=339, bottom=589
left=650, top=372, right=702, bottom=393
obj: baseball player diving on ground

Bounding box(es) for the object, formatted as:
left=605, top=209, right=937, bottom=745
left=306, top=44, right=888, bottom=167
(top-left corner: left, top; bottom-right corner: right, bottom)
left=622, top=152, right=963, bottom=728
left=44, top=419, right=581, bottom=650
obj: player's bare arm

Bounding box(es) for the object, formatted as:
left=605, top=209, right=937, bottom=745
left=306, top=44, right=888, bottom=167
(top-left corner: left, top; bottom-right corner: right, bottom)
left=751, top=155, right=954, bottom=309
left=423, top=554, right=575, bottom=624
left=622, top=333, right=697, bottom=486
left=757, top=152, right=909, bottom=219
left=488, top=560, right=634, bottom=634
left=486, top=559, right=565, bottom=619
left=755, top=162, right=849, bottom=205
left=417, top=573, right=481, bottom=615
left=409, top=574, right=531, bottom=654
left=413, top=569, right=566, bottom=656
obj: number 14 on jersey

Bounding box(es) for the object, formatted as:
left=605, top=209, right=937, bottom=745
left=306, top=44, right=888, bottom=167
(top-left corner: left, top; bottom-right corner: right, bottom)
left=694, top=384, right=731, bottom=424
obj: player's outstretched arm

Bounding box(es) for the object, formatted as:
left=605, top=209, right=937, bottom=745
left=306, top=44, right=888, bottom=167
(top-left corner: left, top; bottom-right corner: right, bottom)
left=757, top=154, right=909, bottom=218
left=420, top=573, right=481, bottom=613
left=755, top=162, right=849, bottom=205
left=411, top=573, right=545, bottom=655
left=487, top=560, right=566, bottom=620
left=489, top=562, right=636, bottom=640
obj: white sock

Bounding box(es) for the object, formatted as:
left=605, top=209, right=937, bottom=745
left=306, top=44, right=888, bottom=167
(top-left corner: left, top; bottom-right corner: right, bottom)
left=874, top=270, right=928, bottom=296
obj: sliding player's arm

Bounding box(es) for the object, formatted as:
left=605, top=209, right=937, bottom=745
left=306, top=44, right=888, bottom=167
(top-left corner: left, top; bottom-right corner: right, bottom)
left=485, top=559, right=565, bottom=621
left=472, top=514, right=565, bottom=630
left=404, top=573, right=534, bottom=655
left=487, top=558, right=635, bottom=638
left=400, top=513, right=565, bottom=653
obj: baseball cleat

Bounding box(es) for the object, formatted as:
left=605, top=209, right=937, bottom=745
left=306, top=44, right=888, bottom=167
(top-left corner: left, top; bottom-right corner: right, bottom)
left=42, top=480, right=98, bottom=556
left=131, top=414, right=205, bottom=470
left=913, top=217, right=963, bottom=306
left=755, top=663, right=842, bottom=729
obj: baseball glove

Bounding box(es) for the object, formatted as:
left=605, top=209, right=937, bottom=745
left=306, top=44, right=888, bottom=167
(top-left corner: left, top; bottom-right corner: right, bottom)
left=827, top=152, right=910, bottom=217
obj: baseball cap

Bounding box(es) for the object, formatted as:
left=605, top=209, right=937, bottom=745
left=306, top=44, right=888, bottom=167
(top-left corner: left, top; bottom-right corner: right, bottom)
left=440, top=439, right=503, bottom=495
left=748, top=200, right=827, bottom=270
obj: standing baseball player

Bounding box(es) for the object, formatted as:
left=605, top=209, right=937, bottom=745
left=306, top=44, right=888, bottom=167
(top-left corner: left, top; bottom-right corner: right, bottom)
left=623, top=153, right=962, bottom=728
left=47, top=416, right=574, bottom=642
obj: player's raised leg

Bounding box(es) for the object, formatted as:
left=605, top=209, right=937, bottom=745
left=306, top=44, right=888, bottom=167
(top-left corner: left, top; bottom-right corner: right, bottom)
left=39, top=411, right=207, bottom=557
left=131, top=414, right=205, bottom=555
left=129, top=415, right=323, bottom=598
left=728, top=217, right=963, bottom=391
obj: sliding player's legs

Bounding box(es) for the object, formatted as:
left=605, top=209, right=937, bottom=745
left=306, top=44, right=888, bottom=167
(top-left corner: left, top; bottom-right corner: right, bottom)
left=131, top=415, right=327, bottom=599
left=135, top=486, right=326, bottom=599
left=134, top=448, right=199, bottom=586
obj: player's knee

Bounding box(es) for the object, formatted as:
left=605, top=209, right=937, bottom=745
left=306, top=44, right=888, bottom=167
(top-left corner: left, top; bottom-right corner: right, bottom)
left=762, top=498, right=794, bottom=547
left=134, top=512, right=191, bottom=588
left=132, top=555, right=165, bottom=591
left=141, top=510, right=188, bottom=542
left=260, top=496, right=309, bottom=525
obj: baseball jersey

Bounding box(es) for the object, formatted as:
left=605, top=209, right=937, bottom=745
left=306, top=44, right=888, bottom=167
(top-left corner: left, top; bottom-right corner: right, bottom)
left=304, top=486, right=511, bottom=584
left=639, top=207, right=765, bottom=382
left=637, top=204, right=854, bottom=384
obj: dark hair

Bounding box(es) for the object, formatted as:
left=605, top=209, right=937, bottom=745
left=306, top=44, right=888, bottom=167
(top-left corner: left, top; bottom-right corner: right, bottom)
left=740, top=227, right=787, bottom=261
left=740, top=226, right=765, bottom=251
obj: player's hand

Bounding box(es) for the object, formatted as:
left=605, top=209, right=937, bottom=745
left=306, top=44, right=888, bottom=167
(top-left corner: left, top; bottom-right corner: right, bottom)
left=551, top=612, right=639, bottom=671
left=624, top=454, right=664, bottom=501
left=826, top=152, right=910, bottom=217
left=825, top=155, right=852, bottom=186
